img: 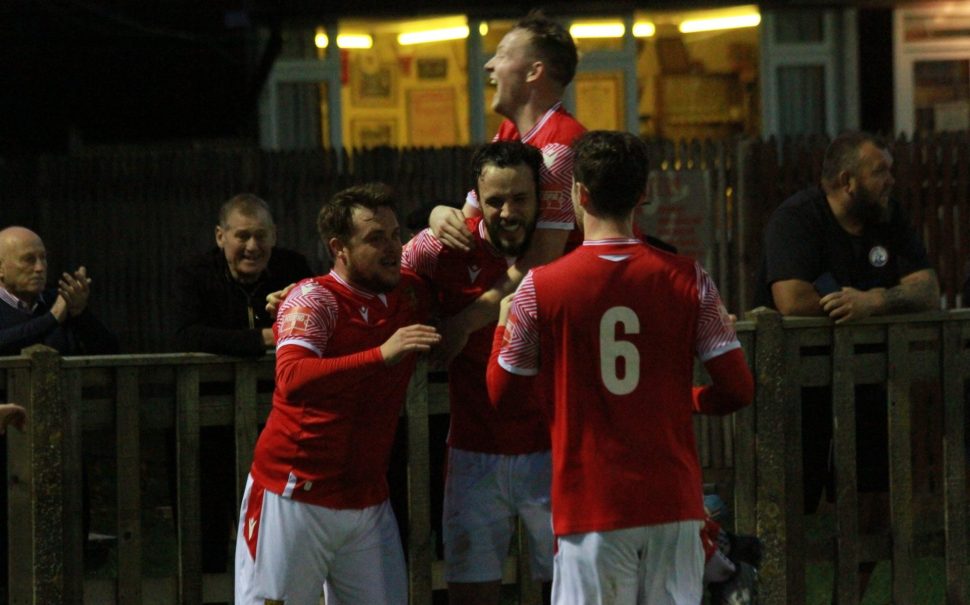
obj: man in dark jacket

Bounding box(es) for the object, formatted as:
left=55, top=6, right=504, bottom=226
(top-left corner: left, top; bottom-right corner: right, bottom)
left=173, top=194, right=312, bottom=572
left=174, top=194, right=312, bottom=357
left=0, top=226, right=117, bottom=356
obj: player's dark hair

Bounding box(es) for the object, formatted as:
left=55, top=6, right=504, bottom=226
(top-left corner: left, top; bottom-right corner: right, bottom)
left=821, top=131, right=889, bottom=191
left=317, top=183, right=398, bottom=243
left=514, top=10, right=578, bottom=88
left=573, top=131, right=650, bottom=219
left=471, top=141, right=542, bottom=202
left=219, top=193, right=273, bottom=227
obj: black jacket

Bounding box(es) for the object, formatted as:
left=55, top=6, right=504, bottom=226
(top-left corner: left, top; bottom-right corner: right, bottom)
left=173, top=247, right=313, bottom=356
left=0, top=288, right=118, bottom=356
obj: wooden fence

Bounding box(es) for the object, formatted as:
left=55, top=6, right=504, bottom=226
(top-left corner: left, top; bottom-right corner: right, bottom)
left=4, top=309, right=969, bottom=604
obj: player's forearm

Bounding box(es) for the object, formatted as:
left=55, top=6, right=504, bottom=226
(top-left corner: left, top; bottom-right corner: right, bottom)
left=693, top=349, right=754, bottom=415
left=275, top=345, right=385, bottom=397
left=486, top=325, right=533, bottom=409
left=880, top=269, right=939, bottom=314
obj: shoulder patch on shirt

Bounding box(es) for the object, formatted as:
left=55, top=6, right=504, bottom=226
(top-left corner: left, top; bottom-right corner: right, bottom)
left=279, top=306, right=315, bottom=339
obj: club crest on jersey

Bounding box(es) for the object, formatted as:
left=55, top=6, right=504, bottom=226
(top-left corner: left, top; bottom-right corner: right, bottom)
left=280, top=307, right=314, bottom=338
left=468, top=265, right=482, bottom=283
left=359, top=305, right=370, bottom=323
left=869, top=245, right=889, bottom=268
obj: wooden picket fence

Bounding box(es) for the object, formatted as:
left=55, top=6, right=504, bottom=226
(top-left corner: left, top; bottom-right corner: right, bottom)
left=3, top=308, right=970, bottom=604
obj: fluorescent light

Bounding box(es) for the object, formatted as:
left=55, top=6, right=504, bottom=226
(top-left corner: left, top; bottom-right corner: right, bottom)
left=314, top=32, right=374, bottom=49
left=336, top=34, right=373, bottom=49
left=570, top=22, right=625, bottom=39
left=398, top=25, right=469, bottom=45
left=633, top=22, right=656, bottom=37
left=679, top=13, right=760, bottom=33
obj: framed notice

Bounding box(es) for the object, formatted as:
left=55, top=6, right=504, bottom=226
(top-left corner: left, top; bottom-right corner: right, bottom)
left=351, top=59, right=397, bottom=107
left=351, top=119, right=397, bottom=148
left=407, top=88, right=458, bottom=147
left=574, top=72, right=624, bottom=131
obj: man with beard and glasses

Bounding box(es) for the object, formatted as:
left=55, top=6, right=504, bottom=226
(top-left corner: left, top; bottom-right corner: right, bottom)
left=402, top=142, right=553, bottom=605
left=234, top=184, right=439, bottom=605
left=754, top=131, right=939, bottom=598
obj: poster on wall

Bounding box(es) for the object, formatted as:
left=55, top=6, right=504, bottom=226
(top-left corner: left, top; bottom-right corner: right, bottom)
left=635, top=169, right=713, bottom=270
left=407, top=88, right=458, bottom=147
left=351, top=119, right=397, bottom=148
left=574, top=72, right=624, bottom=131
left=351, top=57, right=398, bottom=107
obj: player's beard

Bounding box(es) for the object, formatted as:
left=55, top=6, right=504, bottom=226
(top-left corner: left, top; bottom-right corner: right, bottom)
left=486, top=213, right=537, bottom=257
left=847, top=184, right=890, bottom=227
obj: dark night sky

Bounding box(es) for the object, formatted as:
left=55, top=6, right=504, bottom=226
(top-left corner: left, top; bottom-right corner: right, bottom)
left=1, top=1, right=257, bottom=155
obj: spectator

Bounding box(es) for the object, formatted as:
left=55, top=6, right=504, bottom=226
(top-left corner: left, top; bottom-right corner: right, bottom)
left=0, top=226, right=117, bottom=356
left=174, top=193, right=312, bottom=357
left=754, top=131, right=939, bottom=595
left=172, top=194, right=311, bottom=573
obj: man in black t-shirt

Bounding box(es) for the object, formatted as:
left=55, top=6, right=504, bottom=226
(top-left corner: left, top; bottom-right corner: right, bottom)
left=755, top=131, right=939, bottom=597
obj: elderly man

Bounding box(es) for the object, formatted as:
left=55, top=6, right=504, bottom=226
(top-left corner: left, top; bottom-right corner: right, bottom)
left=0, top=226, right=117, bottom=356
left=174, top=193, right=312, bottom=357
left=173, top=194, right=311, bottom=573
left=0, top=225, right=117, bottom=598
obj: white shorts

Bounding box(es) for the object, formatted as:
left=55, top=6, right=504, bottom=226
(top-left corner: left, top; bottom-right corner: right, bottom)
left=552, top=520, right=704, bottom=605
left=234, top=474, right=407, bottom=605
left=443, top=448, right=553, bottom=583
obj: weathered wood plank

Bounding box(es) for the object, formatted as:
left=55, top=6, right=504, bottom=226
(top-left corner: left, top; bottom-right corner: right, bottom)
left=406, top=357, right=434, bottom=605
left=62, top=368, right=85, bottom=605
left=887, top=324, right=914, bottom=605
left=942, top=319, right=968, bottom=605
left=234, top=362, right=259, bottom=502
left=832, top=327, right=859, bottom=605
left=176, top=366, right=203, bottom=605
left=116, top=367, right=143, bottom=605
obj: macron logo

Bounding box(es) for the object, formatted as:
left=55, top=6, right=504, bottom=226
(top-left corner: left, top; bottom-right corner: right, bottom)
left=247, top=517, right=257, bottom=540
left=359, top=306, right=370, bottom=323
left=468, top=265, right=482, bottom=283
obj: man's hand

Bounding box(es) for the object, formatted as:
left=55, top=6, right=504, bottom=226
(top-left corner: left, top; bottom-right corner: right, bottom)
left=261, top=328, right=275, bottom=347
left=820, top=287, right=882, bottom=323
left=428, top=205, right=472, bottom=252
left=430, top=315, right=471, bottom=368
left=380, top=324, right=441, bottom=366
left=58, top=266, right=91, bottom=317
left=50, top=294, right=69, bottom=323
left=498, top=293, right=515, bottom=327
left=0, top=403, right=26, bottom=435
left=266, top=283, right=296, bottom=319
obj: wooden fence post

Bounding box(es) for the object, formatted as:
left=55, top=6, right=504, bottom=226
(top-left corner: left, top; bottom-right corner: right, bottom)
left=750, top=308, right=798, bottom=605
left=942, top=316, right=968, bottom=605
left=405, top=357, right=433, bottom=604
left=8, top=345, right=66, bottom=605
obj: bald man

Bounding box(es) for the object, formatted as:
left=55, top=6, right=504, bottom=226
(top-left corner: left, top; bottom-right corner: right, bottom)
left=0, top=226, right=117, bottom=356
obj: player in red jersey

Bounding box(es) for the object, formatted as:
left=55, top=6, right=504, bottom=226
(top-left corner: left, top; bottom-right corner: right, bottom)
left=403, top=142, right=553, bottom=605
left=487, top=131, right=754, bottom=605
left=234, top=184, right=440, bottom=605
left=428, top=11, right=585, bottom=363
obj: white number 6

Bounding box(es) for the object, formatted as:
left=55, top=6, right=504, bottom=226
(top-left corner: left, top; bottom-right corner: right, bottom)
left=599, top=306, right=640, bottom=395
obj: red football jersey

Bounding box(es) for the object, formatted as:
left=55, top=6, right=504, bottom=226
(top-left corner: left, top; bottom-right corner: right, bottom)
left=250, top=270, right=430, bottom=509
left=495, top=240, right=740, bottom=536
left=402, top=218, right=550, bottom=454
left=468, top=102, right=586, bottom=237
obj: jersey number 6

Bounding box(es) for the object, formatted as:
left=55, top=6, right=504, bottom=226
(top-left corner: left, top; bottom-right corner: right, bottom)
left=599, top=306, right=640, bottom=395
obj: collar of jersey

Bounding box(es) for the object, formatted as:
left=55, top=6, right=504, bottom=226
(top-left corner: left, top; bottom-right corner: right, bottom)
left=328, top=270, right=389, bottom=305
left=583, top=238, right=641, bottom=247
left=520, top=102, right=562, bottom=143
